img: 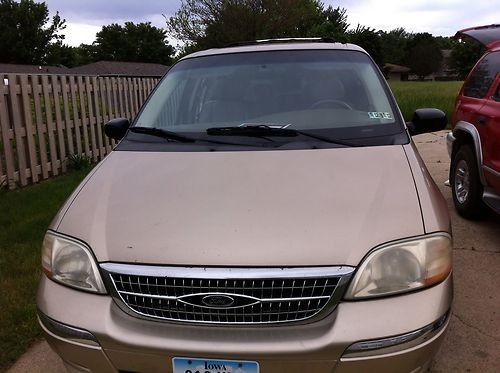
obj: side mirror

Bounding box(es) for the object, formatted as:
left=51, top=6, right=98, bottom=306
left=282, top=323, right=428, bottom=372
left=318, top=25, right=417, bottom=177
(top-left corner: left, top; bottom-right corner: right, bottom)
left=407, top=108, right=447, bottom=136
left=104, top=118, right=130, bottom=140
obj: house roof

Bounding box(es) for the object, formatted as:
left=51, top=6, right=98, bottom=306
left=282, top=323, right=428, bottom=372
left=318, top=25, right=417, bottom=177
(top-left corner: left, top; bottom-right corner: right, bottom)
left=70, top=61, right=170, bottom=77
left=0, top=63, right=71, bottom=74
left=384, top=63, right=411, bottom=73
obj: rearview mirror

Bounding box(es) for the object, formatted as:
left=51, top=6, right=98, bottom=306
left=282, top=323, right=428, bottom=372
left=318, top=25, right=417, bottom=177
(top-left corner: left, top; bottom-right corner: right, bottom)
left=104, top=118, right=130, bottom=140
left=407, top=108, right=447, bottom=136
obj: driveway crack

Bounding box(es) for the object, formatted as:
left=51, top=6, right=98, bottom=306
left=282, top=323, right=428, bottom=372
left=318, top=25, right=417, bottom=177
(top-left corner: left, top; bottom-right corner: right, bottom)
left=452, top=313, right=500, bottom=341
left=453, top=247, right=500, bottom=254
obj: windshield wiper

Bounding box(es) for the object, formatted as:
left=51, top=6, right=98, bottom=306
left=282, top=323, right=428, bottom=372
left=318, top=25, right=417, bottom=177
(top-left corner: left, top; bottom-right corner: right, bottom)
left=129, top=126, right=265, bottom=147
left=129, top=126, right=196, bottom=143
left=206, top=125, right=359, bottom=147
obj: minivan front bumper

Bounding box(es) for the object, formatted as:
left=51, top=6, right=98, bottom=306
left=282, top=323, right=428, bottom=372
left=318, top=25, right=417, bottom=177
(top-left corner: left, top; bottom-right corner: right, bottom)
left=37, top=273, right=452, bottom=373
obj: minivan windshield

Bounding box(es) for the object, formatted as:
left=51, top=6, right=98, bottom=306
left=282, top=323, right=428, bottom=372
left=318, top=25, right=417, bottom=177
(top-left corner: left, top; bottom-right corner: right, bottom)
left=131, top=49, right=406, bottom=148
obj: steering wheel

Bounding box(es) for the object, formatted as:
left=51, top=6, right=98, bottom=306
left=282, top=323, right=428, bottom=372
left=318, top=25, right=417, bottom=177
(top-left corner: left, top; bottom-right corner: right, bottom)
left=309, top=99, right=353, bottom=110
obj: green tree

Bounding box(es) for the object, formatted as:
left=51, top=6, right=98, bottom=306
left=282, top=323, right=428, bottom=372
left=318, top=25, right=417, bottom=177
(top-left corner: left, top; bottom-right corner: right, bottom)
left=167, top=0, right=347, bottom=52
left=0, top=0, right=65, bottom=64
left=378, top=28, right=410, bottom=65
left=94, top=22, right=175, bottom=64
left=434, top=35, right=454, bottom=50
left=74, top=44, right=99, bottom=66
left=46, top=43, right=101, bottom=67
left=347, top=25, right=383, bottom=66
left=45, top=42, right=78, bottom=67
left=310, top=5, right=349, bottom=42
left=450, top=40, right=485, bottom=79
left=406, top=33, right=443, bottom=80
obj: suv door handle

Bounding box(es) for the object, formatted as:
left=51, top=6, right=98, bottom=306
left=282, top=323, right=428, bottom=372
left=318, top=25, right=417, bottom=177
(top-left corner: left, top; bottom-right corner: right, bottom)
left=477, top=116, right=487, bottom=125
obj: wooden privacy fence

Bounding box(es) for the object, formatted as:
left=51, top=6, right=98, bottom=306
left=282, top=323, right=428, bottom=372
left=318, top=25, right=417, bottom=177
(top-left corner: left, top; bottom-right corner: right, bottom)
left=0, top=74, right=160, bottom=189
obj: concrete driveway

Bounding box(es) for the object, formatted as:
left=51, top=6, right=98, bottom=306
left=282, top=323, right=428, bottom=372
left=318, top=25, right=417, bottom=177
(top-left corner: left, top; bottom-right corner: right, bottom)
left=416, top=132, right=500, bottom=373
left=8, top=131, right=500, bottom=373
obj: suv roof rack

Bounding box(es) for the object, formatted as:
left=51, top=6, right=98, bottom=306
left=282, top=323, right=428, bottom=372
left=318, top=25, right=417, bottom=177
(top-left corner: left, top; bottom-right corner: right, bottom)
left=222, top=37, right=337, bottom=48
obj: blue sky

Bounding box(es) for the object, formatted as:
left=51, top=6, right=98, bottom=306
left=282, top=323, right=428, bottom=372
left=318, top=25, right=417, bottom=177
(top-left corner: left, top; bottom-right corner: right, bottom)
left=42, top=0, right=499, bottom=46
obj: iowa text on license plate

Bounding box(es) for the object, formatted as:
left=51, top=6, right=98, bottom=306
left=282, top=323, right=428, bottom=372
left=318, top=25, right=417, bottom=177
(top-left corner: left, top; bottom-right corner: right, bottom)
left=172, top=357, right=259, bottom=373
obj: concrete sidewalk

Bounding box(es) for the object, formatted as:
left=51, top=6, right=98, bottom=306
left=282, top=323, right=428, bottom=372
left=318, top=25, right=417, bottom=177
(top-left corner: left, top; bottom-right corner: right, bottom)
left=7, top=131, right=500, bottom=372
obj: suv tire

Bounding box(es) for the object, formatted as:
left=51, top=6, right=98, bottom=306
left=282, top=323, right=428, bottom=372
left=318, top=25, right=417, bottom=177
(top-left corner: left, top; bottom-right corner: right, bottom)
left=451, top=144, right=485, bottom=219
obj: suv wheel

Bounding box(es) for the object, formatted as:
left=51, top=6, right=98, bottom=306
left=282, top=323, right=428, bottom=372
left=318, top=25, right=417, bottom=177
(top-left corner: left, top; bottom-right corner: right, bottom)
left=451, top=145, right=485, bottom=219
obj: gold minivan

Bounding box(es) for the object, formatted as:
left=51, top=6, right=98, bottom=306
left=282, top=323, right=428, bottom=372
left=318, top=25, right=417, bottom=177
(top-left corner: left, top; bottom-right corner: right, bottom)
left=37, top=40, right=452, bottom=373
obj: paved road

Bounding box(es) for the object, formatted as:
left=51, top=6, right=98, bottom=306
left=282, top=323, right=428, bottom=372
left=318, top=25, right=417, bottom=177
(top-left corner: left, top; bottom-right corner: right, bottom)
left=8, top=131, right=500, bottom=372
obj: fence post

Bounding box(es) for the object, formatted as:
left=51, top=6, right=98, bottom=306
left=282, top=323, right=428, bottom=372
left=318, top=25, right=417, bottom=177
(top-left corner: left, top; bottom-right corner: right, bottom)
left=0, top=78, right=16, bottom=189
left=51, top=75, right=67, bottom=172
left=69, top=75, right=82, bottom=156
left=60, top=75, right=75, bottom=156
left=92, top=76, right=104, bottom=159
left=41, top=75, right=59, bottom=176
left=20, top=75, right=39, bottom=183
left=31, top=75, right=49, bottom=180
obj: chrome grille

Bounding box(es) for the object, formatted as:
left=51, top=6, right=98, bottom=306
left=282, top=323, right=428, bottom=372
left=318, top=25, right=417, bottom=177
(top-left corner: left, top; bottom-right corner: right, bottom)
left=101, top=264, right=354, bottom=325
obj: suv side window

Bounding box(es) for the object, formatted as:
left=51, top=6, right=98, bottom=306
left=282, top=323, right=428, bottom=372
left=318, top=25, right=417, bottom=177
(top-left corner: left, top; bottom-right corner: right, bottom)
left=463, top=51, right=500, bottom=99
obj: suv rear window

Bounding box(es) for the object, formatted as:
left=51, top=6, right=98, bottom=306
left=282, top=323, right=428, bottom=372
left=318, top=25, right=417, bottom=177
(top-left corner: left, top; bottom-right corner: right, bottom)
left=463, top=51, right=500, bottom=99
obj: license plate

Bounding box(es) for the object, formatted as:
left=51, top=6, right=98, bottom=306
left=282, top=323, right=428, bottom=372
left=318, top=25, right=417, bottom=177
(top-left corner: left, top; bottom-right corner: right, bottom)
left=172, top=357, right=259, bottom=373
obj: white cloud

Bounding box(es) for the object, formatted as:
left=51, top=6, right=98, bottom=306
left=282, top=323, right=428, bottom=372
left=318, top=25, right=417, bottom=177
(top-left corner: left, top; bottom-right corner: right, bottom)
left=57, top=0, right=500, bottom=46
left=329, top=0, right=499, bottom=36
left=45, top=0, right=179, bottom=22
left=63, top=23, right=101, bottom=46
left=61, top=15, right=170, bottom=47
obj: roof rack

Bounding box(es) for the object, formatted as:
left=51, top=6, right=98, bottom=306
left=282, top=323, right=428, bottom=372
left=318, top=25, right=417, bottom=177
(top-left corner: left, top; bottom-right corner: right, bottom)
left=222, top=37, right=336, bottom=48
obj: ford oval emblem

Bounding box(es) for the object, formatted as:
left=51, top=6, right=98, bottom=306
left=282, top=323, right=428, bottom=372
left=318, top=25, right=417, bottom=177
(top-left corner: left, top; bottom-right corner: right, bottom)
left=201, top=294, right=235, bottom=308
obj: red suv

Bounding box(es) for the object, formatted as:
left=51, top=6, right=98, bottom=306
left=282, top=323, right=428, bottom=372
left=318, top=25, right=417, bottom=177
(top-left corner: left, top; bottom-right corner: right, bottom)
left=448, top=24, right=500, bottom=218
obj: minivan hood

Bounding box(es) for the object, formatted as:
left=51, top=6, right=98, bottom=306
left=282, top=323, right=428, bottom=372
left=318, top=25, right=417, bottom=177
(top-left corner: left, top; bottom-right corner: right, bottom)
left=56, top=146, right=423, bottom=266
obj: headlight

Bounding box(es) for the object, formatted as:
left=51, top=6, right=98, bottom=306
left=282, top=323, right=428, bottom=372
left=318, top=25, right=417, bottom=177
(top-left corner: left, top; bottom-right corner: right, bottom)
left=345, top=233, right=452, bottom=300
left=42, top=231, right=106, bottom=294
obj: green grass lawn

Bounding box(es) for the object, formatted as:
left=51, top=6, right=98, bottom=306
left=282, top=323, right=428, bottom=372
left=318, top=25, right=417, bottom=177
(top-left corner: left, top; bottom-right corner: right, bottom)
left=389, top=81, right=463, bottom=124
left=0, top=170, right=88, bottom=370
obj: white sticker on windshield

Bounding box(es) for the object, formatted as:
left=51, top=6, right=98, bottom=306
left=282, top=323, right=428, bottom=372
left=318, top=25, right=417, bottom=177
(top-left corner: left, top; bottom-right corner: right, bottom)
left=368, top=112, right=393, bottom=120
